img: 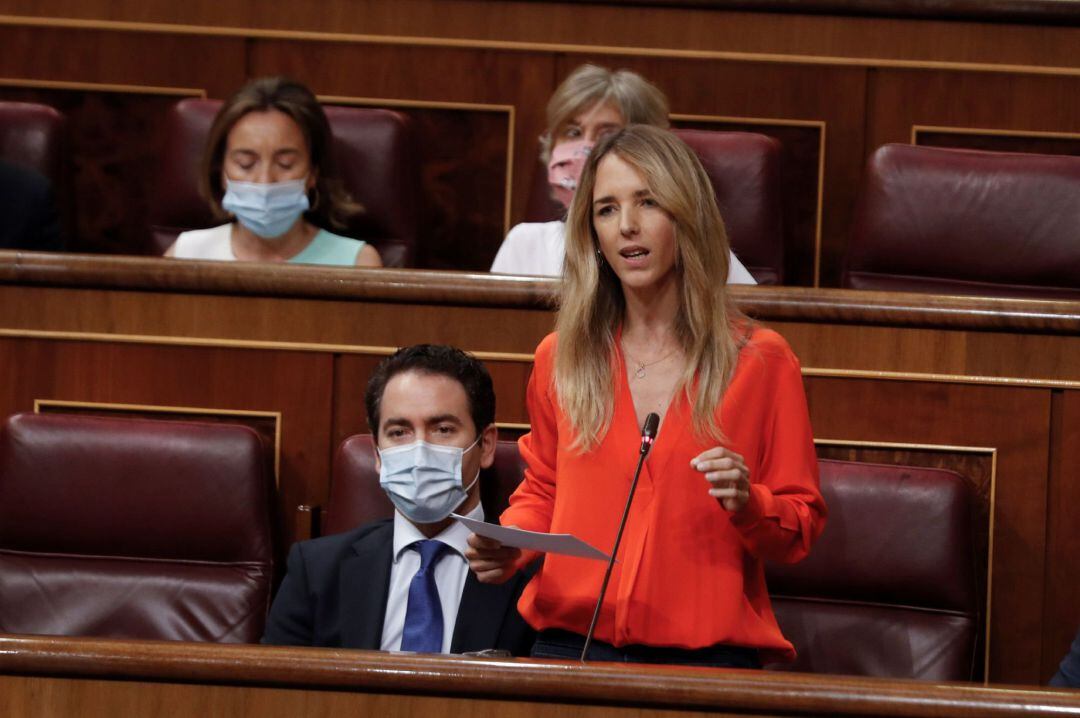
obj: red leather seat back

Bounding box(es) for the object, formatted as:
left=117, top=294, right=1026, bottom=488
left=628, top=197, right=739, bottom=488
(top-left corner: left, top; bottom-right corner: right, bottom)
left=844, top=143, right=1080, bottom=299
left=149, top=98, right=420, bottom=266
left=765, top=459, right=980, bottom=680
left=674, top=129, right=785, bottom=285
left=0, top=101, right=66, bottom=184
left=323, top=434, right=525, bottom=536
left=523, top=129, right=785, bottom=284
left=0, top=412, right=274, bottom=642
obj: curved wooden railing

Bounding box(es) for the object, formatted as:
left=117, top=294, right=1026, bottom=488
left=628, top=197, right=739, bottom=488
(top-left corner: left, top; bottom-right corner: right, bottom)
left=2, top=250, right=1079, bottom=334
left=2, top=634, right=1080, bottom=717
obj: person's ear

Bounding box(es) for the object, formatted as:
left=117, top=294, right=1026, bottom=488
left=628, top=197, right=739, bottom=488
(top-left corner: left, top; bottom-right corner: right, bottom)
left=478, top=423, right=498, bottom=469
left=371, top=433, right=382, bottom=473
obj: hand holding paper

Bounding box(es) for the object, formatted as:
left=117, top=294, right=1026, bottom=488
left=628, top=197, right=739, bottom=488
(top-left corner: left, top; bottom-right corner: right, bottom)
left=454, top=513, right=610, bottom=562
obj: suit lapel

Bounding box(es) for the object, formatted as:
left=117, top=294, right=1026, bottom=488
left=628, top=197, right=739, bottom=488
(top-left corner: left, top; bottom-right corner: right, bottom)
left=450, top=570, right=509, bottom=654
left=339, top=525, right=393, bottom=650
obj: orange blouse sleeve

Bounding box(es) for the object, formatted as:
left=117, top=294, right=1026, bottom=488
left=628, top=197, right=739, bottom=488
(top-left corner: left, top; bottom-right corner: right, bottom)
left=728, top=338, right=826, bottom=564
left=501, top=334, right=559, bottom=567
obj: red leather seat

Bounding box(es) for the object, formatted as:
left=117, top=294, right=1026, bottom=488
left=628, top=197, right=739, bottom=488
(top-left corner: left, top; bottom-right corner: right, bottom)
left=765, top=459, right=980, bottom=680
left=523, top=129, right=785, bottom=284
left=844, top=143, right=1080, bottom=299
left=0, top=412, right=274, bottom=642
left=0, top=101, right=66, bottom=185
left=322, top=435, right=980, bottom=680
left=148, top=98, right=420, bottom=266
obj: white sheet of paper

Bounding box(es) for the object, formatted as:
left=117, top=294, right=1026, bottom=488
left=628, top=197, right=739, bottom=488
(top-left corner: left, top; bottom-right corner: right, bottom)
left=452, top=513, right=610, bottom=562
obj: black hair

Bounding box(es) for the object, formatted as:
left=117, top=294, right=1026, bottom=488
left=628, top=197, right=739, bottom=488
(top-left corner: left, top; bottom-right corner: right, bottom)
left=364, top=344, right=496, bottom=437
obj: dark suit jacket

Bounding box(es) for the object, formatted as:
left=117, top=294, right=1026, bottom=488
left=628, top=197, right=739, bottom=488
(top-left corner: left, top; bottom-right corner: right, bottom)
left=0, top=160, right=63, bottom=251
left=262, top=519, right=535, bottom=655
left=1051, top=627, right=1080, bottom=688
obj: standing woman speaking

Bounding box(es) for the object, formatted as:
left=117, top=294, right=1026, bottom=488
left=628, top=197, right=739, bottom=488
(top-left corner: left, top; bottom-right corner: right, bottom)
left=466, top=125, right=826, bottom=667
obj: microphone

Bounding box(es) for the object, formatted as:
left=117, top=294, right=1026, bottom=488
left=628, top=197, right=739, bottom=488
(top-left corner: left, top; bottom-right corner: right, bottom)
left=580, top=412, right=660, bottom=662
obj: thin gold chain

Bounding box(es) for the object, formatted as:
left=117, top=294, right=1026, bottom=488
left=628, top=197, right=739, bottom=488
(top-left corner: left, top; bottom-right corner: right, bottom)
left=622, top=343, right=679, bottom=379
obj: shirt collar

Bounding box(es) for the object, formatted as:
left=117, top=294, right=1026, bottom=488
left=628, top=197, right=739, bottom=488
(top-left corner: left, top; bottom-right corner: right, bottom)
left=391, top=500, right=485, bottom=564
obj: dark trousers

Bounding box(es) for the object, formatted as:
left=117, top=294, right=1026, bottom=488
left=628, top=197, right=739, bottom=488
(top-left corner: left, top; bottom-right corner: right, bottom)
left=531, top=629, right=761, bottom=668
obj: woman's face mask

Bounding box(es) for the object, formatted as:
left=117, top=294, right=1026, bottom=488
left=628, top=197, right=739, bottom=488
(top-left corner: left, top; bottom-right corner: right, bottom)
left=547, top=139, right=593, bottom=209
left=221, top=177, right=310, bottom=239
left=377, top=435, right=482, bottom=524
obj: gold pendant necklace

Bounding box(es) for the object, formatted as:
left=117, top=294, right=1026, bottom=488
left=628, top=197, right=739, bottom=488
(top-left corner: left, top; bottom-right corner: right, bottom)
left=624, top=345, right=678, bottom=379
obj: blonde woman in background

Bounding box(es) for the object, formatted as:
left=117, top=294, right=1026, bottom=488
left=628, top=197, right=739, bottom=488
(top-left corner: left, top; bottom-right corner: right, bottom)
left=469, top=126, right=821, bottom=666
left=490, top=64, right=755, bottom=285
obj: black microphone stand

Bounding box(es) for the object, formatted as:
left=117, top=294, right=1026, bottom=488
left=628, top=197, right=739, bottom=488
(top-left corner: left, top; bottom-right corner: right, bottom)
left=580, top=413, right=658, bottom=662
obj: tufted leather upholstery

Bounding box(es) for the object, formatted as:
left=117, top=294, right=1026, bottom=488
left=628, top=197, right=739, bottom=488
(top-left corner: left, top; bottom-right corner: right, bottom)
left=844, top=143, right=1080, bottom=299
left=148, top=98, right=420, bottom=266
left=0, top=101, right=66, bottom=184
left=324, top=436, right=979, bottom=680
left=0, top=412, right=274, bottom=643
left=523, top=129, right=785, bottom=284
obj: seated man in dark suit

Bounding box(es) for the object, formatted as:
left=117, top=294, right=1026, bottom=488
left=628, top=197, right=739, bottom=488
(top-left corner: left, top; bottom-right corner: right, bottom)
left=263, top=344, right=535, bottom=655
left=0, top=160, right=63, bottom=251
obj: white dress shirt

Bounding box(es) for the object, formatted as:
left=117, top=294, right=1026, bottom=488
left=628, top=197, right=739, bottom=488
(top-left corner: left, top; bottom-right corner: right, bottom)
left=379, top=501, right=483, bottom=653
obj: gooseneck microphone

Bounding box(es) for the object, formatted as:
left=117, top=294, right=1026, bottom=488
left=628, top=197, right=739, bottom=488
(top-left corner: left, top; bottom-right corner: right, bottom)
left=580, top=412, right=660, bottom=662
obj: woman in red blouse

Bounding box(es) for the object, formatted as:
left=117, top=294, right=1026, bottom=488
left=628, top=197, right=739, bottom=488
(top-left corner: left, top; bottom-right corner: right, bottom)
left=466, top=125, right=826, bottom=666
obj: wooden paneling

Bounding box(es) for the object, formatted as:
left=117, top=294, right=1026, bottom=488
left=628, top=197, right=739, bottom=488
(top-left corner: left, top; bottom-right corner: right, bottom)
left=4, top=636, right=1080, bottom=717
left=866, top=69, right=1080, bottom=153
left=0, top=25, right=243, bottom=97
left=5, top=0, right=1080, bottom=68
left=915, top=128, right=1080, bottom=157
left=1043, top=390, right=1080, bottom=680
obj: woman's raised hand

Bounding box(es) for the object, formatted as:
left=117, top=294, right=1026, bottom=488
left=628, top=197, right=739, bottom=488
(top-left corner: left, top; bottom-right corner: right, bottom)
left=691, top=447, right=750, bottom=513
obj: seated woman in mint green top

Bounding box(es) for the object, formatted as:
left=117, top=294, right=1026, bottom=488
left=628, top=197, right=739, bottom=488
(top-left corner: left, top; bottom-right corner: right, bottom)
left=165, top=77, right=381, bottom=267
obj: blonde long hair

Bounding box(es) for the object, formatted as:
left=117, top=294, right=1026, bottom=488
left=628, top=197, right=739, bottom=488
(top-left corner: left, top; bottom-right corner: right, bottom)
left=555, top=125, right=746, bottom=451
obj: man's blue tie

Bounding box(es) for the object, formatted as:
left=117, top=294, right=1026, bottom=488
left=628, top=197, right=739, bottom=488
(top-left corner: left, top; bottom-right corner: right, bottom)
left=400, top=539, right=450, bottom=653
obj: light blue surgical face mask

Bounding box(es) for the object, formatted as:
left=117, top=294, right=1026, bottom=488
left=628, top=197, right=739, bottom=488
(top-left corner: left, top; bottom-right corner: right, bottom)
left=378, top=435, right=482, bottom=524
left=221, top=177, right=310, bottom=239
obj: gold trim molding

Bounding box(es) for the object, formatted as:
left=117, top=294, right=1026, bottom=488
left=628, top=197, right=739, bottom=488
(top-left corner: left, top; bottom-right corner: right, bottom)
left=912, top=124, right=1080, bottom=144
left=0, top=77, right=205, bottom=97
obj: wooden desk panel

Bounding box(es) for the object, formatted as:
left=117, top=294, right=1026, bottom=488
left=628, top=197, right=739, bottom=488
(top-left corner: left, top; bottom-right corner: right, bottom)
left=2, top=254, right=1079, bottom=684
left=2, top=635, right=1080, bottom=718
